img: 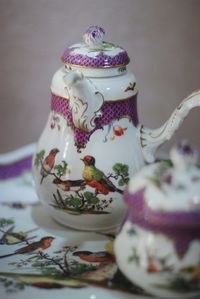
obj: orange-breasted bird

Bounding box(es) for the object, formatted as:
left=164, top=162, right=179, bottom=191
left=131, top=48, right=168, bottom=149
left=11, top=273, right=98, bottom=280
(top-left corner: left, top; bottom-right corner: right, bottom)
left=73, top=250, right=115, bottom=263
left=0, top=236, right=54, bottom=259
left=81, top=155, right=123, bottom=195
left=40, top=148, right=59, bottom=184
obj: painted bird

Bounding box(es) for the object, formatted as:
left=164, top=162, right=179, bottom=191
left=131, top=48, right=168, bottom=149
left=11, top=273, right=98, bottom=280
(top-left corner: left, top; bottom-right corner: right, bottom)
left=81, top=155, right=123, bottom=195
left=40, top=148, right=59, bottom=184
left=0, top=225, right=38, bottom=245
left=73, top=250, right=115, bottom=263
left=53, top=177, right=86, bottom=191
left=0, top=236, right=54, bottom=259
left=124, top=82, right=136, bottom=92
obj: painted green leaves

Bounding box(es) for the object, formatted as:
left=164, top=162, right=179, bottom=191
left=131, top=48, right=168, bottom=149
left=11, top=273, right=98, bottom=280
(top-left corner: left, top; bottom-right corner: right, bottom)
left=102, top=41, right=119, bottom=49
left=34, top=150, right=70, bottom=178
left=0, top=218, right=14, bottom=228
left=34, top=150, right=45, bottom=168
left=84, top=191, right=100, bottom=205
left=118, top=66, right=126, bottom=73
left=147, top=160, right=173, bottom=188
left=54, top=161, right=70, bottom=178
left=52, top=190, right=111, bottom=215
left=34, top=148, right=130, bottom=215
left=112, top=163, right=130, bottom=186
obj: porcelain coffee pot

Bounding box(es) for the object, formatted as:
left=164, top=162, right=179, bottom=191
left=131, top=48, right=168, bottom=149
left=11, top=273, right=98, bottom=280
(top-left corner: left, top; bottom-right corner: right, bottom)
left=32, top=26, right=200, bottom=231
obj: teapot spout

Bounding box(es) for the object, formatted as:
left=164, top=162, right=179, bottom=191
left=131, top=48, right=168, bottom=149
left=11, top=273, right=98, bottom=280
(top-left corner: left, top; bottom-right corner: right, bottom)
left=139, top=90, right=200, bottom=163
left=64, top=70, right=104, bottom=132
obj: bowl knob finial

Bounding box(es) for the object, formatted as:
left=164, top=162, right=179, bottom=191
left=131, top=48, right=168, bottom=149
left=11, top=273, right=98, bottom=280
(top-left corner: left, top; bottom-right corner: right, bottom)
left=83, top=25, right=105, bottom=49
left=170, top=140, right=198, bottom=172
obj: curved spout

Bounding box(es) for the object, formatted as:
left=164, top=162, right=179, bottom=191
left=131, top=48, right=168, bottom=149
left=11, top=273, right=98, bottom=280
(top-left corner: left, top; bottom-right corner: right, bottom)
left=139, top=90, right=200, bottom=163
left=64, top=70, right=104, bottom=132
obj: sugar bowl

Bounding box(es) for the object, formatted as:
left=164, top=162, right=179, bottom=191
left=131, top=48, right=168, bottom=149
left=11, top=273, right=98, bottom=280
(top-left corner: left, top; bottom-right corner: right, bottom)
left=114, top=141, right=200, bottom=298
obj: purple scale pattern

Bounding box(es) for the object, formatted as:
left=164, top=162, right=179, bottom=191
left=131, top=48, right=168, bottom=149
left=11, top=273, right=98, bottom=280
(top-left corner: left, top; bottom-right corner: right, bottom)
left=0, top=156, right=32, bottom=180
left=124, top=189, right=200, bottom=258
left=51, top=94, right=138, bottom=151
left=61, top=47, right=130, bottom=67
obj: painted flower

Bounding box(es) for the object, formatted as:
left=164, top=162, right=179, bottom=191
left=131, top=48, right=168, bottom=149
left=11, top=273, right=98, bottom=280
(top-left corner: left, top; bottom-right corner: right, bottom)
left=50, top=114, right=60, bottom=130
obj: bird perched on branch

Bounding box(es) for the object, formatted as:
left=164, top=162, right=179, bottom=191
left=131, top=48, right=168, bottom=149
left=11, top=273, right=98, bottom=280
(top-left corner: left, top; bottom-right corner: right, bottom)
left=53, top=178, right=86, bottom=191
left=81, top=155, right=123, bottom=195
left=73, top=250, right=115, bottom=263
left=0, top=226, right=38, bottom=245
left=0, top=236, right=54, bottom=259
left=40, top=148, right=59, bottom=184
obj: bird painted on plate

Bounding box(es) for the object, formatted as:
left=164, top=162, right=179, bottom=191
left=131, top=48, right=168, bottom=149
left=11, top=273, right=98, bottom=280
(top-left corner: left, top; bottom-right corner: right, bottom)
left=81, top=155, right=123, bottom=195
left=52, top=177, right=86, bottom=191
left=40, top=148, right=59, bottom=184
left=0, top=225, right=38, bottom=245
left=73, top=250, right=115, bottom=263
left=0, top=236, right=55, bottom=259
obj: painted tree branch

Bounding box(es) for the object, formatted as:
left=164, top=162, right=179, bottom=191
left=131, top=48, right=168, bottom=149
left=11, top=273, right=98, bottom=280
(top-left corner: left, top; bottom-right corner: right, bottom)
left=38, top=251, right=69, bottom=276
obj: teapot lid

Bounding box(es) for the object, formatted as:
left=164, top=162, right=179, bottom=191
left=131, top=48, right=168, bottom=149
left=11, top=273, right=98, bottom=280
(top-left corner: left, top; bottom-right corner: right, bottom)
left=61, top=26, right=130, bottom=68
left=126, top=141, right=200, bottom=214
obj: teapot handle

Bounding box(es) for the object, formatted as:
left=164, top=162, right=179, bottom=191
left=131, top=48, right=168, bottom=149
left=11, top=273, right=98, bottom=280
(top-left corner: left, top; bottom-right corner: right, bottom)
left=138, top=90, right=200, bottom=163
left=64, top=70, right=104, bottom=132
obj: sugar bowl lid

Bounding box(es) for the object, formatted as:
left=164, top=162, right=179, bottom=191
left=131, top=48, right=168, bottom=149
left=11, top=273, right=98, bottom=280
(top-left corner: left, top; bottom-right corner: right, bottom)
left=125, top=141, right=200, bottom=226
left=61, top=26, right=130, bottom=68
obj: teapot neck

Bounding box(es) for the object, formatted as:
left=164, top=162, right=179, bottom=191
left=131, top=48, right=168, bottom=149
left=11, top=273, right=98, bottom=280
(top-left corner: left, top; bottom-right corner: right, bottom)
left=64, top=63, right=127, bottom=78
left=51, top=93, right=139, bottom=152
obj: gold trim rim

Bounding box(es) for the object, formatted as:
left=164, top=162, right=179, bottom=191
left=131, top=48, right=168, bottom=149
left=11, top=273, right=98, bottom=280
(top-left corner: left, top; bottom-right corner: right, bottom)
left=51, top=92, right=138, bottom=103
left=62, top=60, right=128, bottom=69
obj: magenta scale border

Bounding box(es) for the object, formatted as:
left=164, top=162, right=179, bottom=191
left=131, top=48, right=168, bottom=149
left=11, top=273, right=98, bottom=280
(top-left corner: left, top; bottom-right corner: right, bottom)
left=0, top=155, right=32, bottom=180
left=51, top=93, right=138, bottom=151
left=124, top=188, right=200, bottom=258
left=62, top=46, right=130, bottom=68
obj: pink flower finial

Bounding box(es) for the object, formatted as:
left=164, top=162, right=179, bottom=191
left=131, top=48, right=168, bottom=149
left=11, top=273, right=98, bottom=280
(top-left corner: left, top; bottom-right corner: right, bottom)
left=83, top=26, right=105, bottom=49
left=170, top=140, right=198, bottom=172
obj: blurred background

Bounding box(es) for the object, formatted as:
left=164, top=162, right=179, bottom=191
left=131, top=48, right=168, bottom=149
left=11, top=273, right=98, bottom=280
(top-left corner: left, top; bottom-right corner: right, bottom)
left=0, top=0, right=200, bottom=154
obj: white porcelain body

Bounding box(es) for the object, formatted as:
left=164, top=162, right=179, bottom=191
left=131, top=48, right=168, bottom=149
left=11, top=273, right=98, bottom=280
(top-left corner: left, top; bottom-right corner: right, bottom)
left=32, top=66, right=145, bottom=231
left=115, top=220, right=200, bottom=299
left=32, top=57, right=200, bottom=232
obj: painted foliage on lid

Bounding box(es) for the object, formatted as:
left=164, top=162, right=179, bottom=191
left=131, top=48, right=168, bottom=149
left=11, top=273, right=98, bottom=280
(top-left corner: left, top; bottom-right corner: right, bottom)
left=61, top=26, right=130, bottom=67
left=127, top=141, right=200, bottom=213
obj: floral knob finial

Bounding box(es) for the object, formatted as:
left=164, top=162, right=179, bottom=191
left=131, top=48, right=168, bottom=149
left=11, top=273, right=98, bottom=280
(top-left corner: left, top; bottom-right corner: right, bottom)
left=170, top=140, right=198, bottom=172
left=83, top=26, right=105, bottom=49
